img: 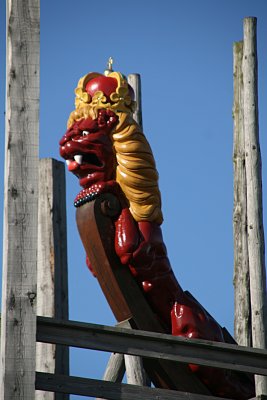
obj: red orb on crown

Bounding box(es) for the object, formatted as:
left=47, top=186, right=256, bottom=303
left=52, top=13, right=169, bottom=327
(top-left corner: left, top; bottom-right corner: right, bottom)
left=85, top=74, right=134, bottom=103
left=85, top=76, right=118, bottom=100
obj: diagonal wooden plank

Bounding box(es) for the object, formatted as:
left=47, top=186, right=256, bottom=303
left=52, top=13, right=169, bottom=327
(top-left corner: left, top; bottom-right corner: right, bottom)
left=76, top=195, right=210, bottom=394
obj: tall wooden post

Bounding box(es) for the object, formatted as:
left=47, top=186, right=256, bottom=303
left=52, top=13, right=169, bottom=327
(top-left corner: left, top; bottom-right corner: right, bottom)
left=97, top=74, right=147, bottom=395
left=127, top=74, right=143, bottom=128
left=233, top=41, right=251, bottom=347
left=0, top=0, right=40, bottom=399
left=36, top=159, right=69, bottom=400
left=124, top=74, right=148, bottom=387
left=243, top=17, right=267, bottom=396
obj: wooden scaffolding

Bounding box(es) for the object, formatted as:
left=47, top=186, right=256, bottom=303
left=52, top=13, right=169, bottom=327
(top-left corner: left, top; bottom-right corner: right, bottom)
left=0, top=1, right=266, bottom=398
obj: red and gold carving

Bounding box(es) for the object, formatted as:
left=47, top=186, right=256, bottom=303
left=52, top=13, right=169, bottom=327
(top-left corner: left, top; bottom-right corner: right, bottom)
left=60, top=66, right=254, bottom=399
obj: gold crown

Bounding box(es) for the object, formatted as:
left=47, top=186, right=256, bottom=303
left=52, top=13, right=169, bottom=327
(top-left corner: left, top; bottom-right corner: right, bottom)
left=67, top=70, right=136, bottom=128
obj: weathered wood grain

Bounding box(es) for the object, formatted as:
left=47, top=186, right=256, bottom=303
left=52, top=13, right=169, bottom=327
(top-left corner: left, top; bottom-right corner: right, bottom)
left=233, top=40, right=251, bottom=347
left=36, top=159, right=69, bottom=400
left=127, top=74, right=143, bottom=128
left=125, top=354, right=147, bottom=385
left=102, top=353, right=125, bottom=382
left=124, top=74, right=149, bottom=386
left=0, top=1, right=40, bottom=399
left=243, top=17, right=267, bottom=395
left=36, top=372, right=229, bottom=400
left=96, top=353, right=125, bottom=400
left=37, top=316, right=267, bottom=376
left=118, top=319, right=148, bottom=386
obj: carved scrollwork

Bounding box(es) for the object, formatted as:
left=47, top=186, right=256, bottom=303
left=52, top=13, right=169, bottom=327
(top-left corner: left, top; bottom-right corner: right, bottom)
left=99, top=193, right=121, bottom=218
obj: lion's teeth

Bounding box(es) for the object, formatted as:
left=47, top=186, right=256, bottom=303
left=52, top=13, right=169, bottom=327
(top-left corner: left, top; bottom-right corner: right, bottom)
left=74, top=155, right=83, bottom=165
left=66, top=160, right=70, bottom=166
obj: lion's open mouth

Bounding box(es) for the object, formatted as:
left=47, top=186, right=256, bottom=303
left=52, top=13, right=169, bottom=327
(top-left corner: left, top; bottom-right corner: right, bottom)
left=66, top=153, right=102, bottom=169
left=64, top=151, right=104, bottom=174
left=81, top=153, right=102, bottom=167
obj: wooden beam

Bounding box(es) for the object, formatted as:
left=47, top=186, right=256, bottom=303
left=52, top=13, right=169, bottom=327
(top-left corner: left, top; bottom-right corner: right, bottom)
left=102, top=353, right=125, bottom=382
left=99, top=75, right=147, bottom=389
left=124, top=74, right=147, bottom=386
left=36, top=159, right=69, bottom=400
left=0, top=0, right=40, bottom=399
left=37, top=316, right=267, bottom=376
left=233, top=40, right=251, bottom=347
left=124, top=355, right=147, bottom=385
left=118, top=320, right=148, bottom=386
left=127, top=74, right=143, bottom=128
left=35, top=372, right=230, bottom=400
left=243, top=17, right=267, bottom=395
left=95, top=353, right=125, bottom=400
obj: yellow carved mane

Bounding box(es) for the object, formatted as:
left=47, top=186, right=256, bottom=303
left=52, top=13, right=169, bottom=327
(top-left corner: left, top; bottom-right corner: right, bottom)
left=112, top=112, right=163, bottom=225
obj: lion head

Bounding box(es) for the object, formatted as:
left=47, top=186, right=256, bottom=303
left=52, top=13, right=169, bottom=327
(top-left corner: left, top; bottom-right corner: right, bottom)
left=59, top=70, right=163, bottom=225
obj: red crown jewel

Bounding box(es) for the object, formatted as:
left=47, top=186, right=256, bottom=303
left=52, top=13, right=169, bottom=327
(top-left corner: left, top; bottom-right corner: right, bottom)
left=85, top=76, right=118, bottom=100
left=85, top=75, right=134, bottom=102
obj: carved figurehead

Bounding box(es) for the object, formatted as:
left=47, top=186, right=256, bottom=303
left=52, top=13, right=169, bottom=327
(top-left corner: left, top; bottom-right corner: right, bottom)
left=60, top=68, right=162, bottom=224
left=59, top=63, right=254, bottom=399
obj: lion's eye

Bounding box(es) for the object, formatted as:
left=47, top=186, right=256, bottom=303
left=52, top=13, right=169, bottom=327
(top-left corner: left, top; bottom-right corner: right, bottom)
left=82, top=130, right=90, bottom=136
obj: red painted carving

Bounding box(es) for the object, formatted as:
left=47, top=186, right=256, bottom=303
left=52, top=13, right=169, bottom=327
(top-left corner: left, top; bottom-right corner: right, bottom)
left=60, top=107, right=254, bottom=398
left=84, top=74, right=134, bottom=101
left=85, top=76, right=118, bottom=101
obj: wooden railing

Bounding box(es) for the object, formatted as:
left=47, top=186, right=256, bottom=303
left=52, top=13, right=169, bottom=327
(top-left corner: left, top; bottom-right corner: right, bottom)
left=36, top=316, right=267, bottom=399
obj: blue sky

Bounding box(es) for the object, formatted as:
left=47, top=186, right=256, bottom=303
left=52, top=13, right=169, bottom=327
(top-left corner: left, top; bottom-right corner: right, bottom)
left=1, top=1, right=267, bottom=398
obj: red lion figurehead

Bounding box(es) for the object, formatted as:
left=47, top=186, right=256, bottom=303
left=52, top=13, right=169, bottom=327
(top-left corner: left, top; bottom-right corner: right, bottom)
left=59, top=69, right=163, bottom=223
left=59, top=66, right=255, bottom=400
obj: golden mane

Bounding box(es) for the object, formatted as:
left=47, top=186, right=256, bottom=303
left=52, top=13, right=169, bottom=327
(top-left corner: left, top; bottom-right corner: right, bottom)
left=112, top=112, right=163, bottom=225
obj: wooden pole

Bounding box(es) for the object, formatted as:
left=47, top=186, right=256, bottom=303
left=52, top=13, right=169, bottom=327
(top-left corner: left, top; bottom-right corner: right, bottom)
left=36, top=159, right=69, bottom=400
left=243, top=17, right=267, bottom=395
left=98, top=74, right=147, bottom=390
left=119, top=319, right=147, bottom=386
left=0, top=0, right=40, bottom=399
left=123, top=75, right=148, bottom=386
left=233, top=41, right=251, bottom=347
left=124, top=353, right=147, bottom=385
left=127, top=74, right=143, bottom=128
left=102, top=353, right=125, bottom=382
